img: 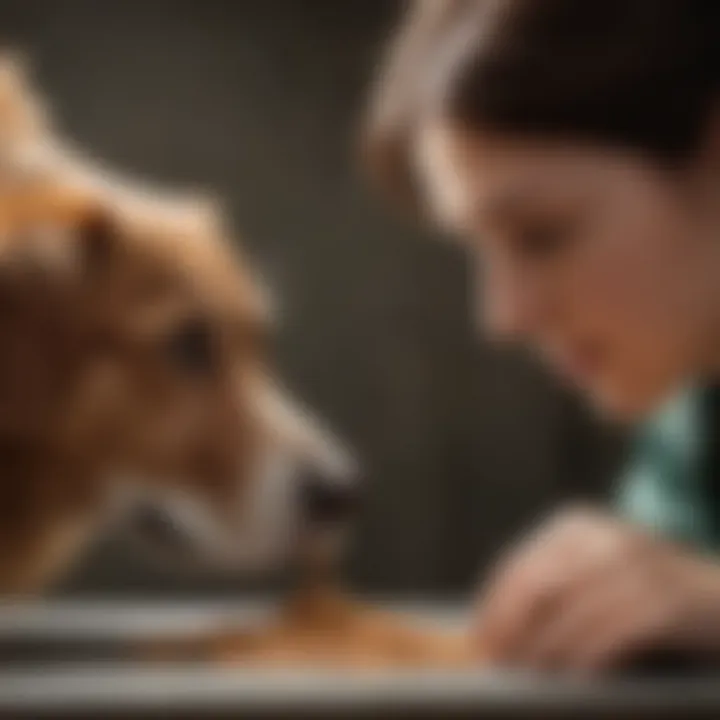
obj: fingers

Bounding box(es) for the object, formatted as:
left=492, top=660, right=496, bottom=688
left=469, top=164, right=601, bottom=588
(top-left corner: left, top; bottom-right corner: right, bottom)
left=475, top=533, right=582, bottom=662
left=519, top=562, right=674, bottom=672
left=571, top=596, right=678, bottom=673
left=474, top=507, right=623, bottom=659
left=472, top=507, right=674, bottom=673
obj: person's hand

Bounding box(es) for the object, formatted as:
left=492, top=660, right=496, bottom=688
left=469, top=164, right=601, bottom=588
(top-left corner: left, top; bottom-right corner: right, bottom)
left=472, top=506, right=720, bottom=674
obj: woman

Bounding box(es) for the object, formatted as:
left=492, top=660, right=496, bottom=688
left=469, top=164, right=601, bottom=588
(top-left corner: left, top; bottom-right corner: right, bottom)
left=363, top=0, right=720, bottom=672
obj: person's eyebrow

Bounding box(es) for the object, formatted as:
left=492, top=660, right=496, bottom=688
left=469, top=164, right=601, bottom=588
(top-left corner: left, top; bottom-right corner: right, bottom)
left=471, top=187, right=532, bottom=229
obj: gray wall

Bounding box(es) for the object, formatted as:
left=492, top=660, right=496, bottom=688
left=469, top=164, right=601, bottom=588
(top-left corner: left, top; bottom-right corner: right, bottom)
left=0, top=0, right=616, bottom=597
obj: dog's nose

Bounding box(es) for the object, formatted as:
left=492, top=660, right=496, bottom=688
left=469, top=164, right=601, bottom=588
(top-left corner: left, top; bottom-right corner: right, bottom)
left=294, top=471, right=361, bottom=582
left=133, top=504, right=190, bottom=550
left=299, top=472, right=361, bottom=527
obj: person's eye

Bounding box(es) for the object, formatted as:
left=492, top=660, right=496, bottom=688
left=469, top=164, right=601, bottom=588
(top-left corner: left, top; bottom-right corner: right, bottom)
left=165, top=317, right=215, bottom=374
left=514, top=222, right=574, bottom=259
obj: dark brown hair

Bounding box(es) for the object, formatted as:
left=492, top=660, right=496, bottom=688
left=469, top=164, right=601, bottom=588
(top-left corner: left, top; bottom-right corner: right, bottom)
left=362, top=0, right=720, bottom=211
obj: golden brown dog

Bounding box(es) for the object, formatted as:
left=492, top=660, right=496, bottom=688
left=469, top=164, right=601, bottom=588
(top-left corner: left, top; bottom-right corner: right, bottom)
left=0, top=55, right=356, bottom=594
left=0, top=57, right=478, bottom=668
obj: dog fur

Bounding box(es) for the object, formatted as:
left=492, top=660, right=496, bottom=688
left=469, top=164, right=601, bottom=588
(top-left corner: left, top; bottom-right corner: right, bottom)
left=0, top=56, right=487, bottom=671
left=0, top=55, right=352, bottom=594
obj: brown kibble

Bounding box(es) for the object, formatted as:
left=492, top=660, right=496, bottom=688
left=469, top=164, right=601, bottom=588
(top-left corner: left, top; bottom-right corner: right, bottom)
left=203, top=585, right=481, bottom=669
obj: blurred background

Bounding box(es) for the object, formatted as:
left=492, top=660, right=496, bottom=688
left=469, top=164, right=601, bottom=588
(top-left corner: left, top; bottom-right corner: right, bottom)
left=0, top=0, right=619, bottom=599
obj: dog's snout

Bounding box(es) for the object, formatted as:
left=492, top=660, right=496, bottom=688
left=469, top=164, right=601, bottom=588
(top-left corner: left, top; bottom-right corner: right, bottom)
left=300, top=472, right=361, bottom=527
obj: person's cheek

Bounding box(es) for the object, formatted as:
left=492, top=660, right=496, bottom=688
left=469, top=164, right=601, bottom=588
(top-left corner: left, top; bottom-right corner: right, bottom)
left=556, top=215, right=687, bottom=420
left=591, top=185, right=712, bottom=418
left=547, top=240, right=638, bottom=415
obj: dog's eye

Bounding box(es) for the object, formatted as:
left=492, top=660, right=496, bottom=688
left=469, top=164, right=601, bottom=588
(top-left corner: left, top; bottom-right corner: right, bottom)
left=166, top=318, right=215, bottom=374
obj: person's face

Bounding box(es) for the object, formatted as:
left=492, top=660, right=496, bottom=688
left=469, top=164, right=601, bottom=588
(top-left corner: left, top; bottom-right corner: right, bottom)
left=413, top=120, right=720, bottom=420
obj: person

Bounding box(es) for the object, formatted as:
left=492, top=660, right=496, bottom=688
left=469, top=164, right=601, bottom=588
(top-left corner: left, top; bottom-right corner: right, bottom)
left=362, top=0, right=720, bottom=673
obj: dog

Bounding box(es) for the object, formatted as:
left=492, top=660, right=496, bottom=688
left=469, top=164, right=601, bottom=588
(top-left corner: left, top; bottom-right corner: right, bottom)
left=0, top=54, right=358, bottom=594
left=0, top=57, right=481, bottom=669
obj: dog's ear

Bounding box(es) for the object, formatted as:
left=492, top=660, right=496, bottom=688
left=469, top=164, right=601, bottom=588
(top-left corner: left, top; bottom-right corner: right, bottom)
left=0, top=186, right=118, bottom=285
left=0, top=189, right=122, bottom=431
left=75, top=205, right=118, bottom=274
left=0, top=50, right=52, bottom=156
left=41, top=191, right=120, bottom=276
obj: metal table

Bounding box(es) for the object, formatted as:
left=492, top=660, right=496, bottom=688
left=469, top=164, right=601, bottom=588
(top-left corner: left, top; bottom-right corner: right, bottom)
left=1, top=601, right=719, bottom=718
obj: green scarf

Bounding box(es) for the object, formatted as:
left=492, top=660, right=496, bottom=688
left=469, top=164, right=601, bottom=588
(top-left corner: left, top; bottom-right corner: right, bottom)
left=617, top=384, right=719, bottom=551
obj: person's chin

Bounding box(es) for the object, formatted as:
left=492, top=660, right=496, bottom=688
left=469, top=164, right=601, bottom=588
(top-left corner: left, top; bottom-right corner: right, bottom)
left=584, top=380, right=662, bottom=424
left=548, top=352, right=673, bottom=422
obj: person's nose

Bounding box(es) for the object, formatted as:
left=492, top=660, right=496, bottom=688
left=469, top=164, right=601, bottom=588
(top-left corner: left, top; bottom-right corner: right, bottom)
left=482, top=265, right=549, bottom=341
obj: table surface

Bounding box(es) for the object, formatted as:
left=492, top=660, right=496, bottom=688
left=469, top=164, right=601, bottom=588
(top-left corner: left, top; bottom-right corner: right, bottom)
left=1, top=601, right=720, bottom=717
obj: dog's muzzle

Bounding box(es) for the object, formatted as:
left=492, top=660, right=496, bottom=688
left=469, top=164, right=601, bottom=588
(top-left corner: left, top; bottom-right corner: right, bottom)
left=127, top=459, right=361, bottom=576
left=132, top=471, right=360, bottom=546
